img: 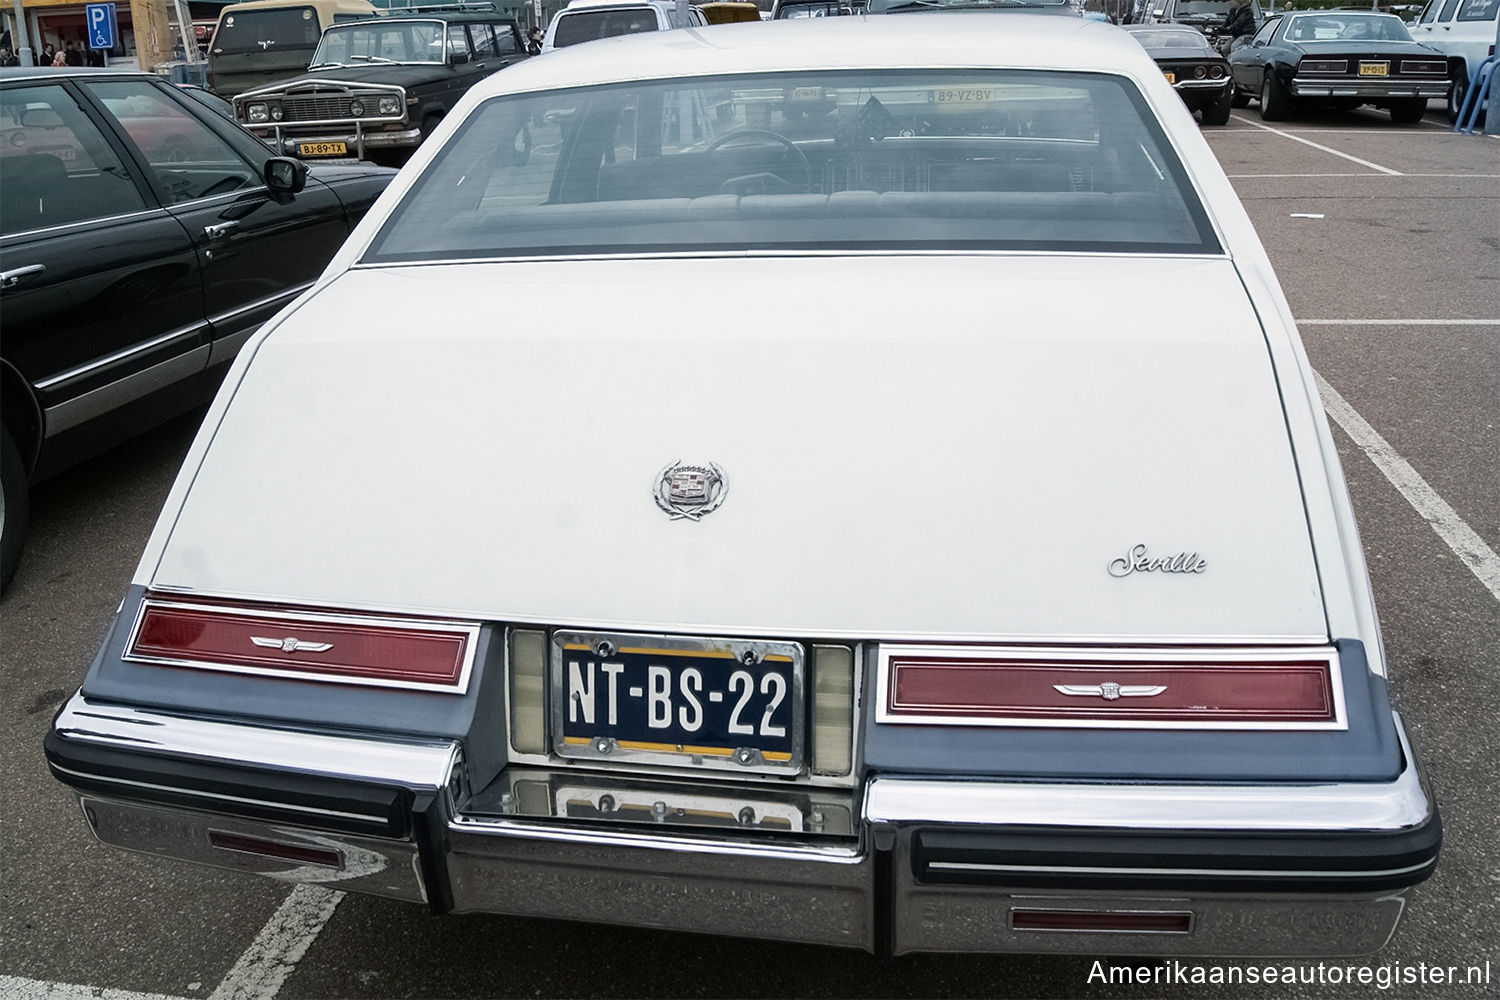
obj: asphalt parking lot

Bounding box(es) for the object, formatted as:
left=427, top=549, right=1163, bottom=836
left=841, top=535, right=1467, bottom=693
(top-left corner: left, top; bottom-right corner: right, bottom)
left=2, top=103, right=1496, bottom=1000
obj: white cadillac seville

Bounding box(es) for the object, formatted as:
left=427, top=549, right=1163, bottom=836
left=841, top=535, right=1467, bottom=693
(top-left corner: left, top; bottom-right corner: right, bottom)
left=48, top=15, right=1440, bottom=957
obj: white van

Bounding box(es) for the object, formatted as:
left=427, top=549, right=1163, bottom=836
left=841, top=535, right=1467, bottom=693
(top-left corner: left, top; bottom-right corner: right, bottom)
left=1408, top=0, right=1499, bottom=119
left=540, top=0, right=706, bottom=53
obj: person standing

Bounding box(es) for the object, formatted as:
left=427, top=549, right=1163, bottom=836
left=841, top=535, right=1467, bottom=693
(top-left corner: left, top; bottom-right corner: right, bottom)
left=64, top=40, right=84, bottom=66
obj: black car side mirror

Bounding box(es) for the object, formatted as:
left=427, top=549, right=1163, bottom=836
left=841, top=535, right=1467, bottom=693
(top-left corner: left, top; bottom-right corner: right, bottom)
left=264, top=156, right=307, bottom=204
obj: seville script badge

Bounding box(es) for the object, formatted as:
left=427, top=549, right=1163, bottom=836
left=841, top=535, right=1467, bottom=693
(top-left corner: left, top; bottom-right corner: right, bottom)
left=654, top=461, right=728, bottom=521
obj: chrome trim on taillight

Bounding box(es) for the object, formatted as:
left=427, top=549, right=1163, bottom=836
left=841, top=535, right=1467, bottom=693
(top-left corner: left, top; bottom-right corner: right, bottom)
left=123, top=596, right=481, bottom=694
left=874, top=644, right=1347, bottom=731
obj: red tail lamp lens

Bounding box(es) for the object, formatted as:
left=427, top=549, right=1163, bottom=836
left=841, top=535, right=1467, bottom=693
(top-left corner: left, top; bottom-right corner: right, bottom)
left=1194, top=65, right=1207, bottom=79
left=127, top=597, right=479, bottom=692
left=878, top=645, right=1344, bottom=729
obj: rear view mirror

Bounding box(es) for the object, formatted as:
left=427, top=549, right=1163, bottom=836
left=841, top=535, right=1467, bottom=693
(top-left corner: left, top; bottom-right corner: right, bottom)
left=264, top=156, right=307, bottom=203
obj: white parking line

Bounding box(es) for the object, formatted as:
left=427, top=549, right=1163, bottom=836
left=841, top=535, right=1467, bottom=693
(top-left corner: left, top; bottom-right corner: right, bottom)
left=1299, top=319, right=1500, bottom=325
left=1315, top=372, right=1500, bottom=602
left=207, top=886, right=345, bottom=1000
left=1225, top=173, right=1500, bottom=179
left=0, top=977, right=190, bottom=1000
left=1229, top=115, right=1402, bottom=174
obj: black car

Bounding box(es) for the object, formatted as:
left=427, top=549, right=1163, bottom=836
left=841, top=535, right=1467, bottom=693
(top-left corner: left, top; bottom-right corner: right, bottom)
left=1228, top=10, right=1450, bottom=123
left=1124, top=24, right=1235, bottom=125
left=1145, top=0, right=1264, bottom=52
left=0, top=68, right=394, bottom=591
left=234, top=11, right=527, bottom=167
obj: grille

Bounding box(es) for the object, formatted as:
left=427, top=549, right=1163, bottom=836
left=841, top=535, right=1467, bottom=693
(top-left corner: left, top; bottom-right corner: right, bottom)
left=282, top=94, right=358, bottom=122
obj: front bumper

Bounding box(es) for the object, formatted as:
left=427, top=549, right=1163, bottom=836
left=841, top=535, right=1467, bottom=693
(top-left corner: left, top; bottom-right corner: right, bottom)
left=47, top=692, right=1440, bottom=956
left=249, top=122, right=424, bottom=158
left=1291, top=78, right=1449, bottom=99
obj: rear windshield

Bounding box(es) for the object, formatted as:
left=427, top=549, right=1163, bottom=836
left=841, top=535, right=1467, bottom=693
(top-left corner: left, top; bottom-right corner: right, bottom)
left=552, top=9, right=659, bottom=47
left=365, top=69, right=1219, bottom=262
left=1130, top=28, right=1216, bottom=52
left=213, top=8, right=325, bottom=55
left=1168, top=1, right=1232, bottom=14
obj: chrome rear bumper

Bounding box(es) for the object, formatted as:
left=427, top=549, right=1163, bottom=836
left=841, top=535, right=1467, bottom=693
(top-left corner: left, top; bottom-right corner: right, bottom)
left=1291, top=78, right=1449, bottom=99
left=47, top=693, right=1439, bottom=956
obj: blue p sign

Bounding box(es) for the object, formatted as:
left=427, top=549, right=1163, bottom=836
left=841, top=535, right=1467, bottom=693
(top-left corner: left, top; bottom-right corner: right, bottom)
left=86, top=3, right=117, bottom=50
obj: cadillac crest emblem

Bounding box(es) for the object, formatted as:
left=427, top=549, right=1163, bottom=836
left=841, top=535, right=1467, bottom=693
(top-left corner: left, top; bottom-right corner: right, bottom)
left=654, top=461, right=727, bottom=521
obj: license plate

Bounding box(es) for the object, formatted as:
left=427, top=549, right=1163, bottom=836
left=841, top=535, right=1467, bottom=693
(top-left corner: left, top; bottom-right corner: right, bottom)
left=1162, top=71, right=1176, bottom=85
left=1358, top=62, right=1389, bottom=77
left=551, top=631, right=804, bottom=773
left=788, top=86, right=825, bottom=101
left=297, top=141, right=348, bottom=157
left=932, top=87, right=995, bottom=104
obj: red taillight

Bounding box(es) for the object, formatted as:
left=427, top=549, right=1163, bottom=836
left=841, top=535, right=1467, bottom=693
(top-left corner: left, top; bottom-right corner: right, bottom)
left=126, top=596, right=479, bottom=692
left=1194, top=65, right=1207, bottom=79
left=877, top=645, right=1344, bottom=730
left=1210, top=65, right=1224, bottom=79
left=209, top=831, right=342, bottom=868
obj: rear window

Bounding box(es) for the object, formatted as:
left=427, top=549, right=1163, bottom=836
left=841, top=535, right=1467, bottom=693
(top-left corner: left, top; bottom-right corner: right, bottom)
left=552, top=9, right=659, bottom=47
left=214, top=8, right=324, bottom=55
left=365, top=69, right=1218, bottom=262
left=1457, top=0, right=1498, bottom=20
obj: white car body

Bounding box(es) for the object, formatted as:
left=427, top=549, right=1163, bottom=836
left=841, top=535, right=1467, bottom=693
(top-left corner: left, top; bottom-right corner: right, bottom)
left=49, top=17, right=1439, bottom=958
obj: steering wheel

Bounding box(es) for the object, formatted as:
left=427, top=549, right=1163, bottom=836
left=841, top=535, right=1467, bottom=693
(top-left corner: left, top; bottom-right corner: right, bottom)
left=705, top=128, right=813, bottom=195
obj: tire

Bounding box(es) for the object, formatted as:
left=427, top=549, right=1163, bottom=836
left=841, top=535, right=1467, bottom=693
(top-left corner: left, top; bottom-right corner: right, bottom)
left=1388, top=97, right=1427, bottom=125
left=1260, top=70, right=1292, bottom=122
left=1446, top=66, right=1485, bottom=126
left=1, top=427, right=29, bottom=595
left=419, top=112, right=444, bottom=140
left=1231, top=86, right=1251, bottom=108
left=1202, top=86, right=1234, bottom=126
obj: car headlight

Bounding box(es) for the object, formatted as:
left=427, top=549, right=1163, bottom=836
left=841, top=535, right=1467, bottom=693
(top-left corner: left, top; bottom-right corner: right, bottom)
left=349, top=99, right=365, bottom=117
left=377, top=95, right=400, bottom=115
left=269, top=103, right=283, bottom=121
left=246, top=103, right=268, bottom=123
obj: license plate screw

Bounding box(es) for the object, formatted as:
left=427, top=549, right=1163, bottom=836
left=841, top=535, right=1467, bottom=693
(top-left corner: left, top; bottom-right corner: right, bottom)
left=735, top=748, right=761, bottom=766
left=597, top=794, right=615, bottom=813
left=738, top=806, right=756, bottom=825
left=593, top=737, right=614, bottom=754
left=741, top=649, right=759, bottom=665
left=595, top=640, right=616, bottom=658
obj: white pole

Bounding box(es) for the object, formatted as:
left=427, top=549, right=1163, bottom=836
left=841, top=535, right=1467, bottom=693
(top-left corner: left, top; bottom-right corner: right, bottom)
left=10, top=0, right=34, bottom=65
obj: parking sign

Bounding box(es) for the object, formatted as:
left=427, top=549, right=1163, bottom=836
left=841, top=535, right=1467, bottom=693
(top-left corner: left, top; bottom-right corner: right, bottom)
left=86, top=3, right=117, bottom=50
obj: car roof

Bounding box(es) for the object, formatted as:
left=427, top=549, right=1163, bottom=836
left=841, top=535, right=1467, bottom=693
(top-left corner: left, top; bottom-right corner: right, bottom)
left=491, top=15, right=1138, bottom=95
left=0, top=66, right=155, bottom=82
left=216, top=0, right=378, bottom=14
left=329, top=9, right=514, bottom=21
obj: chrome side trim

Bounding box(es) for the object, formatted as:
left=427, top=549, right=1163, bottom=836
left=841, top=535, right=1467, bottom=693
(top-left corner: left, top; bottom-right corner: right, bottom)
left=865, top=716, right=1430, bottom=833
left=207, top=285, right=309, bottom=334
left=0, top=207, right=163, bottom=241
left=121, top=597, right=481, bottom=695
left=35, top=324, right=207, bottom=391
left=875, top=644, right=1348, bottom=731
left=53, top=692, right=458, bottom=790
left=42, top=345, right=210, bottom=436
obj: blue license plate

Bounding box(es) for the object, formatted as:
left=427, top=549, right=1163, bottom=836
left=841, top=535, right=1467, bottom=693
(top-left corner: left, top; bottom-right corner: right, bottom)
left=551, top=631, right=804, bottom=773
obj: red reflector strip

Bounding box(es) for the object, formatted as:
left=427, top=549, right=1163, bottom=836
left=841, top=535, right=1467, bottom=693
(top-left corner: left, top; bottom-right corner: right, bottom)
left=878, top=645, right=1344, bottom=730
left=1012, top=908, right=1192, bottom=934
left=126, top=597, right=478, bottom=692
left=209, top=830, right=342, bottom=868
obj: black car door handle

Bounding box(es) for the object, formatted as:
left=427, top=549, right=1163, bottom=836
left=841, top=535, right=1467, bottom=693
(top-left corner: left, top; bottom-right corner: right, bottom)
left=204, top=221, right=240, bottom=241
left=0, top=263, right=45, bottom=289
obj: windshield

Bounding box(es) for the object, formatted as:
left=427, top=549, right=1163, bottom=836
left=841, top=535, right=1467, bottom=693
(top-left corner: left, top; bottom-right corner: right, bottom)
left=213, top=8, right=324, bottom=55
left=552, top=9, right=660, bottom=46
left=365, top=69, right=1217, bottom=262
left=1129, top=28, right=1216, bottom=52
left=1284, top=13, right=1414, bottom=41
left=312, top=20, right=447, bottom=66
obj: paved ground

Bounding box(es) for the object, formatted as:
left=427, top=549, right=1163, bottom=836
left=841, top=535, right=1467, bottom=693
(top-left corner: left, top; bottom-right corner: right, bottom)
left=1, top=104, right=1496, bottom=999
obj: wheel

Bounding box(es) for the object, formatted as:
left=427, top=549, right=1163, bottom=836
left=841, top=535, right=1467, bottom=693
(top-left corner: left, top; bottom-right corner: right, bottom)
left=1, top=427, right=29, bottom=594
left=419, top=112, right=444, bottom=140
left=1260, top=71, right=1292, bottom=122
left=1388, top=98, right=1427, bottom=125
left=1202, top=86, right=1234, bottom=126
left=1446, top=65, right=1484, bottom=126
left=1231, top=85, right=1251, bottom=108
left=704, top=128, right=813, bottom=193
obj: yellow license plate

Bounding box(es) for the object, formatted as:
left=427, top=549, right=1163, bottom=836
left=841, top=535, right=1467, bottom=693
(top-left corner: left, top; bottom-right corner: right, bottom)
left=932, top=88, right=995, bottom=104
left=1358, top=62, right=1389, bottom=77
left=1162, top=71, right=1176, bottom=85
left=297, top=141, right=348, bottom=157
